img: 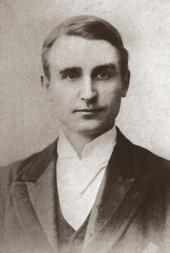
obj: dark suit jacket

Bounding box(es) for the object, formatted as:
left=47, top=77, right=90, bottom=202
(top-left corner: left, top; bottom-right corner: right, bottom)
left=0, top=128, right=170, bottom=253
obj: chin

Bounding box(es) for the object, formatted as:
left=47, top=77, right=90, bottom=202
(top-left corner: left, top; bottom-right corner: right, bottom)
left=75, top=122, right=114, bottom=138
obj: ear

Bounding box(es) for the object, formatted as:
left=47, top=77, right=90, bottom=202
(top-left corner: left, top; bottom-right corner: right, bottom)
left=41, top=75, right=50, bottom=89
left=121, top=70, right=130, bottom=98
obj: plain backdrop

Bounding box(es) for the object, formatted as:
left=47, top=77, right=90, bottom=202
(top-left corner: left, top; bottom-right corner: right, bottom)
left=1, top=0, right=170, bottom=166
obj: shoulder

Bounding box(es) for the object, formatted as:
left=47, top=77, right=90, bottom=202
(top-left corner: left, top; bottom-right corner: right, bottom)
left=116, top=127, right=170, bottom=177
left=133, top=144, right=170, bottom=195
left=0, top=139, right=58, bottom=191
left=133, top=143, right=170, bottom=174
left=0, top=153, right=39, bottom=194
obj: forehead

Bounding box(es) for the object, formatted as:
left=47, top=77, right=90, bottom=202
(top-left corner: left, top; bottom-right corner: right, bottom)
left=48, top=35, right=121, bottom=71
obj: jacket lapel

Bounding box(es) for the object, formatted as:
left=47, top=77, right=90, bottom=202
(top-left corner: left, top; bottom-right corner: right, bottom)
left=12, top=140, right=58, bottom=252
left=83, top=129, right=152, bottom=253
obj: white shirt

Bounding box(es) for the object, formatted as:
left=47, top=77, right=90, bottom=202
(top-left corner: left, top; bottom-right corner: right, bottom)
left=57, top=126, right=117, bottom=230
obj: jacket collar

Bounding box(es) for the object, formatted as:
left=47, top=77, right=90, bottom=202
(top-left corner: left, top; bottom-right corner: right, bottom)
left=20, top=139, right=58, bottom=182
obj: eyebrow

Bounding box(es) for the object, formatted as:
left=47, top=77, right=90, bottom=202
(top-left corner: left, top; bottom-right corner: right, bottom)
left=59, top=67, right=82, bottom=75
left=92, top=64, right=116, bottom=73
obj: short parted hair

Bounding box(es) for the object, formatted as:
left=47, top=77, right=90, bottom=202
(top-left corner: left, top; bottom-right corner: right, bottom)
left=42, top=15, right=129, bottom=80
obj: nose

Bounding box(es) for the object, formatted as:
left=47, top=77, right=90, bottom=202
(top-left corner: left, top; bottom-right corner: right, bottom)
left=80, top=77, right=97, bottom=102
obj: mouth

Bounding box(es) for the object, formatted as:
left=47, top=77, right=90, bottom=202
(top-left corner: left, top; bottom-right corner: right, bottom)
left=73, top=108, right=104, bottom=115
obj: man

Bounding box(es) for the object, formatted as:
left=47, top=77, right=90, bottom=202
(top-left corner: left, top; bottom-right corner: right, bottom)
left=0, top=15, right=170, bottom=253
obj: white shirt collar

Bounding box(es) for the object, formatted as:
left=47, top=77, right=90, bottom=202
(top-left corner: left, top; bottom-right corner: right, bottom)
left=57, top=126, right=117, bottom=168
left=57, top=126, right=117, bottom=230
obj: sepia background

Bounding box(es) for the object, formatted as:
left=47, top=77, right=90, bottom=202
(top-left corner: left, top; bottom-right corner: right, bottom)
left=1, top=0, right=170, bottom=166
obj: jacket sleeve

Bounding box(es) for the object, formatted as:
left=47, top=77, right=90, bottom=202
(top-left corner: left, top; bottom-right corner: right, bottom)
left=0, top=167, right=6, bottom=250
left=165, top=169, right=170, bottom=252
left=0, top=161, right=22, bottom=251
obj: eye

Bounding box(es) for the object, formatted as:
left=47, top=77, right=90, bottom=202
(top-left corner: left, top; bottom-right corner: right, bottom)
left=97, top=71, right=110, bottom=79
left=64, top=73, right=79, bottom=80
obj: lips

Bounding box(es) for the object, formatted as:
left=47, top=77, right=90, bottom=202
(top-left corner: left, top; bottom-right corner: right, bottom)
left=74, top=108, right=103, bottom=113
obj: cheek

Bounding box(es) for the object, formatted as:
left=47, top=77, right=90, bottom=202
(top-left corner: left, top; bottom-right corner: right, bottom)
left=99, top=86, right=122, bottom=104
left=49, top=90, right=74, bottom=116
left=49, top=84, right=64, bottom=103
left=49, top=81, right=76, bottom=100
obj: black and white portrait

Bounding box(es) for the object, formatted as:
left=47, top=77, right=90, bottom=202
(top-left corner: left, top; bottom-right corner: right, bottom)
left=1, top=1, right=170, bottom=253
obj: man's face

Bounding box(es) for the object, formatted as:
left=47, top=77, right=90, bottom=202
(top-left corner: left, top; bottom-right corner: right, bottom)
left=45, top=36, right=129, bottom=137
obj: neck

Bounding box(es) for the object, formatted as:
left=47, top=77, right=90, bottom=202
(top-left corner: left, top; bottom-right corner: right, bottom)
left=60, top=126, right=115, bottom=158
left=62, top=131, right=94, bottom=158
